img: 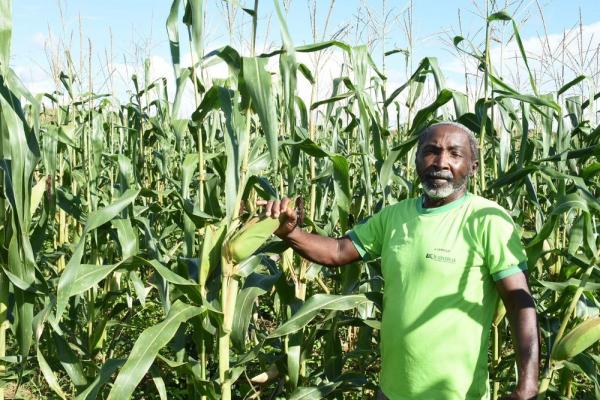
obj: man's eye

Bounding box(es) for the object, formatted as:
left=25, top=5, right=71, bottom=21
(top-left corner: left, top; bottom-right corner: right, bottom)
left=451, top=152, right=462, bottom=157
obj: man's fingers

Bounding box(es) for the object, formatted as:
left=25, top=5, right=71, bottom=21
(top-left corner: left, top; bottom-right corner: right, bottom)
left=272, top=200, right=281, bottom=218
left=257, top=197, right=298, bottom=223
left=283, top=207, right=297, bottom=224
left=264, top=200, right=274, bottom=217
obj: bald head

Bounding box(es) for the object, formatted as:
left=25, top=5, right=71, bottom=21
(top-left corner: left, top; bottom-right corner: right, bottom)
left=417, top=122, right=479, bottom=164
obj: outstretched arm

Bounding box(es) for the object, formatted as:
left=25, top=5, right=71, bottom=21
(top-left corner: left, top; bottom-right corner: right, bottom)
left=496, top=272, right=539, bottom=400
left=259, top=197, right=361, bottom=267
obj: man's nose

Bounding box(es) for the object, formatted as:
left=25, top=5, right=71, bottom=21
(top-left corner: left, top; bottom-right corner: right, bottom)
left=433, top=151, right=450, bottom=169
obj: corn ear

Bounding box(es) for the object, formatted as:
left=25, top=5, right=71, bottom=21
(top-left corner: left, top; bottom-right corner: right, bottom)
left=226, top=201, right=294, bottom=263
left=552, top=317, right=600, bottom=361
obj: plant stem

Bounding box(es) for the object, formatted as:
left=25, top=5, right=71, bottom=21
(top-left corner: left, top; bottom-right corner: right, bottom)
left=478, top=0, right=492, bottom=194
left=0, top=271, right=8, bottom=400
left=219, top=256, right=239, bottom=400
left=492, top=324, right=500, bottom=400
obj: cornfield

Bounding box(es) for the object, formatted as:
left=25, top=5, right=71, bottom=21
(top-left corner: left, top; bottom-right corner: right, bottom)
left=0, top=0, right=599, bottom=399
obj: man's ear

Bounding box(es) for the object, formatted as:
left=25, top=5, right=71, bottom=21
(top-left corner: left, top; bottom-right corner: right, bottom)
left=470, top=160, right=479, bottom=176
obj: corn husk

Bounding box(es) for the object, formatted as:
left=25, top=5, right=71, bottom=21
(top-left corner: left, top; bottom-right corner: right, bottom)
left=226, top=202, right=294, bottom=263
left=552, top=317, right=600, bottom=361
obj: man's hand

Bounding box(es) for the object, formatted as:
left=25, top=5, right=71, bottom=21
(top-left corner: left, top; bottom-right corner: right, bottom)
left=496, top=272, right=539, bottom=400
left=257, top=197, right=299, bottom=238
left=256, top=196, right=360, bottom=267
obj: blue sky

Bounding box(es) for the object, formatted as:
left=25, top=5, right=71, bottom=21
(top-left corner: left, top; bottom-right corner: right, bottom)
left=9, top=0, right=600, bottom=106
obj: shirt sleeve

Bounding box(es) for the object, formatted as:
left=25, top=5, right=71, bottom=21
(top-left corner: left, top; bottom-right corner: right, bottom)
left=347, top=207, right=388, bottom=261
left=482, top=208, right=528, bottom=281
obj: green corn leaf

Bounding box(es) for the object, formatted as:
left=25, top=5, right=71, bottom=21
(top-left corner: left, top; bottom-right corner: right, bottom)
left=452, top=91, right=468, bottom=118
left=51, top=331, right=88, bottom=389
left=113, top=218, right=139, bottom=260
left=538, top=278, right=600, bottom=292
left=58, top=263, right=121, bottom=301
left=288, top=331, right=302, bottom=389
left=273, top=0, right=295, bottom=56
left=150, top=365, right=168, bottom=400
left=189, top=0, right=204, bottom=64
left=107, top=301, right=205, bottom=400
left=231, top=271, right=280, bottom=350
left=298, top=63, right=314, bottom=84
left=294, top=40, right=351, bottom=54
left=410, top=88, right=454, bottom=133
left=231, top=286, right=267, bottom=351
left=8, top=237, right=33, bottom=356
left=289, top=382, right=342, bottom=400
left=76, top=359, right=126, bottom=400
left=385, top=58, right=439, bottom=107
left=494, top=90, right=560, bottom=113
left=491, top=165, right=538, bottom=189
left=165, top=0, right=181, bottom=75
left=29, top=175, right=47, bottom=218
left=0, top=0, right=11, bottom=69
left=31, top=302, right=67, bottom=397
left=583, top=212, right=598, bottom=258
left=330, top=154, right=351, bottom=232
left=568, top=214, right=585, bottom=256
left=132, top=256, right=197, bottom=286
left=199, top=222, right=226, bottom=291
left=1, top=266, right=43, bottom=294
left=558, top=75, right=587, bottom=97
left=242, top=56, right=278, bottom=170
left=56, top=189, right=139, bottom=318
left=85, top=188, right=140, bottom=231
left=0, top=67, right=41, bottom=357
left=37, top=347, right=68, bottom=399
left=172, top=67, right=191, bottom=118
left=310, top=91, right=353, bottom=110
left=551, top=193, right=589, bottom=215
left=218, top=86, right=245, bottom=222
left=269, top=294, right=371, bottom=338
left=203, top=45, right=242, bottom=73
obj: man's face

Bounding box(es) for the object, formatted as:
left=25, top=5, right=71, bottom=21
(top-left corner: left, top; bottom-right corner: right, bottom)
left=415, top=125, right=478, bottom=201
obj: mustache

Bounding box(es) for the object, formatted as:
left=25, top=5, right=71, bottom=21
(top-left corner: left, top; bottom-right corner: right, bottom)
left=425, top=170, right=453, bottom=180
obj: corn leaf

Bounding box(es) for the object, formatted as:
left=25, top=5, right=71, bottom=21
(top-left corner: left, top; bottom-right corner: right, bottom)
left=107, top=301, right=205, bottom=399
left=242, top=56, right=278, bottom=170
left=269, top=294, right=371, bottom=338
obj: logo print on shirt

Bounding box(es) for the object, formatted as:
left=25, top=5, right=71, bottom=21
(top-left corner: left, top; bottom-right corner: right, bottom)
left=425, top=248, right=456, bottom=264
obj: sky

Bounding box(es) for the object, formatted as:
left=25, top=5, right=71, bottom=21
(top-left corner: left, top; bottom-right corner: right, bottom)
left=9, top=0, right=600, bottom=116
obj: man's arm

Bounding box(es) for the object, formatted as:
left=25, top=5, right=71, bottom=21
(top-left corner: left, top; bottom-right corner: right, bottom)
left=495, top=272, right=539, bottom=400
left=259, top=197, right=362, bottom=266
left=282, top=228, right=361, bottom=266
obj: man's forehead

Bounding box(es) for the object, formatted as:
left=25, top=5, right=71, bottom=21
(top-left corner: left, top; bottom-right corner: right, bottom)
left=420, top=125, right=471, bottom=147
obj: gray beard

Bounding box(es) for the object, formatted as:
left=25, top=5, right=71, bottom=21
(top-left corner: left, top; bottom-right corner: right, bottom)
left=422, top=176, right=468, bottom=200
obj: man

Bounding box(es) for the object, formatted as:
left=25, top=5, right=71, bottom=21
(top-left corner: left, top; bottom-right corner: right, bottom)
left=261, top=122, right=539, bottom=399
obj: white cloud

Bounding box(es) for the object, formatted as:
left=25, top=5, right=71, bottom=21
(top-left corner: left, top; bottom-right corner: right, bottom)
left=32, top=32, right=46, bottom=48
left=12, top=63, right=56, bottom=96
left=445, top=20, right=600, bottom=96
left=15, top=19, right=600, bottom=126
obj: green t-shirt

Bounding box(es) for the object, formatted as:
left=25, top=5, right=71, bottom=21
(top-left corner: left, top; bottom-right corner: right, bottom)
left=348, top=193, right=527, bottom=400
